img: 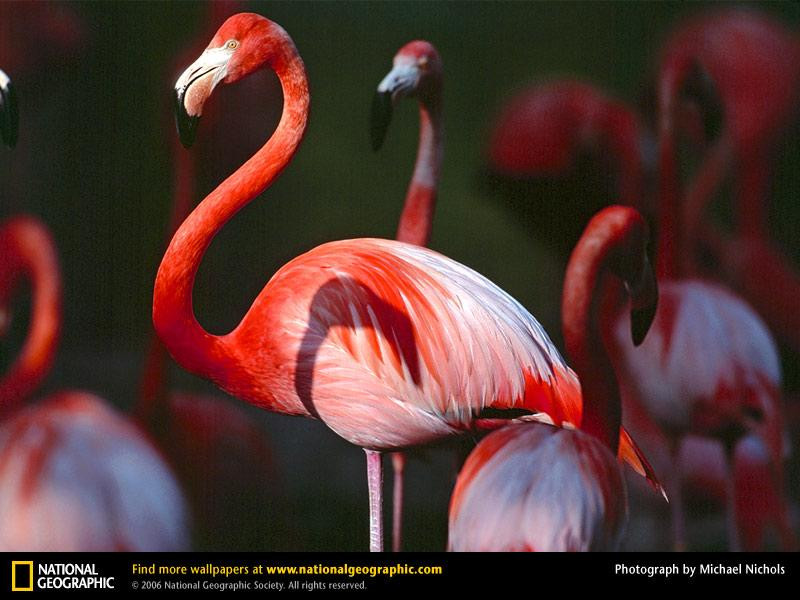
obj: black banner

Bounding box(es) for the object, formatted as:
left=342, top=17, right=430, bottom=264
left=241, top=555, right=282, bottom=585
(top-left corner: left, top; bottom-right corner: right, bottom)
left=1, top=552, right=797, bottom=594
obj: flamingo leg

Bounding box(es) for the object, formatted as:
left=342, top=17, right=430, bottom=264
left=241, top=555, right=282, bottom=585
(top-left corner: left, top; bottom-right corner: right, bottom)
left=723, top=442, right=742, bottom=552
left=669, top=442, right=687, bottom=551
left=391, top=451, right=405, bottom=552
left=365, top=449, right=384, bottom=552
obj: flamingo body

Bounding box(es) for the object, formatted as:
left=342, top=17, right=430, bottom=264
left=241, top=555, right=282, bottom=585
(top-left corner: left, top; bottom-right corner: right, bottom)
left=487, top=82, right=641, bottom=184
left=448, top=422, right=626, bottom=551
left=614, top=279, right=780, bottom=439
left=0, top=391, right=189, bottom=551
left=213, top=237, right=583, bottom=450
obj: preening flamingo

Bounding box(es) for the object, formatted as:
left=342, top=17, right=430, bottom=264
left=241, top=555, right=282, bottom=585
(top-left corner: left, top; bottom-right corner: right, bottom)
left=371, top=39, right=443, bottom=552
left=0, top=70, right=17, bottom=148
left=0, top=217, right=189, bottom=550
left=158, top=13, right=659, bottom=552
left=483, top=82, right=648, bottom=257
left=449, top=205, right=658, bottom=551
left=657, top=9, right=800, bottom=356
left=134, top=1, right=280, bottom=551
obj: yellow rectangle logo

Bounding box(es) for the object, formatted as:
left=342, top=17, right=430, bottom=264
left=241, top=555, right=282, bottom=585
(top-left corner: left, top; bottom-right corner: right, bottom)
left=11, top=561, right=33, bottom=592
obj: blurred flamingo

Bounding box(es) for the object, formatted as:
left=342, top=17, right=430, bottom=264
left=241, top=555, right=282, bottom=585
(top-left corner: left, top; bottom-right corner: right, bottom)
left=449, top=205, right=658, bottom=551
left=0, top=216, right=189, bottom=550
left=0, top=2, right=84, bottom=75
left=476, top=63, right=793, bottom=551
left=370, top=39, right=443, bottom=552
left=658, top=9, right=800, bottom=357
left=482, top=81, right=648, bottom=257
left=611, top=53, right=790, bottom=548
left=157, top=13, right=660, bottom=552
left=134, top=0, right=280, bottom=552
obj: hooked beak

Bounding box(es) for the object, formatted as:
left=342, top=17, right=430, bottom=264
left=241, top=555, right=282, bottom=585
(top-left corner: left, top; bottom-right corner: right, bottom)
left=370, top=63, right=420, bottom=151
left=174, top=47, right=234, bottom=148
left=628, top=254, right=658, bottom=346
left=0, top=70, right=19, bottom=148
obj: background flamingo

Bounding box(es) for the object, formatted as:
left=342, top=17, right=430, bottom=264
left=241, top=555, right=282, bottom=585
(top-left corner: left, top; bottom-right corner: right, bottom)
left=449, top=205, right=658, bottom=551
left=0, top=216, right=189, bottom=551
left=475, top=56, right=795, bottom=551
left=371, top=39, right=444, bottom=552
left=157, top=13, right=659, bottom=552
left=610, top=59, right=790, bottom=548
left=657, top=9, right=800, bottom=366
left=482, top=81, right=649, bottom=258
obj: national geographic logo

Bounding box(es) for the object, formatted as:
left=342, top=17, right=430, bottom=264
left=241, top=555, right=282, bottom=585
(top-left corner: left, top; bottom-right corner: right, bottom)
left=11, top=562, right=33, bottom=592
left=10, top=561, right=115, bottom=591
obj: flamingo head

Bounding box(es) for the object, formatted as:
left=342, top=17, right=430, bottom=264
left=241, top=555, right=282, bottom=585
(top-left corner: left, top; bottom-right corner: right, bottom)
left=601, top=206, right=658, bottom=346
left=0, top=69, right=18, bottom=148
left=174, top=13, right=296, bottom=147
left=370, top=40, right=442, bottom=151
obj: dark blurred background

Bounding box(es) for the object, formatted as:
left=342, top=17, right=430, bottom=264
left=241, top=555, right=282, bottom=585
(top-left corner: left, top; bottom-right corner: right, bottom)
left=1, top=1, right=798, bottom=551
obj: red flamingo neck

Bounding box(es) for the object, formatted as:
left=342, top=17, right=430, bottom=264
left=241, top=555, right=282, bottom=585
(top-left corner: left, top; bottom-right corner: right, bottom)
left=655, top=57, right=687, bottom=280
left=0, top=217, right=61, bottom=414
left=152, top=38, right=309, bottom=391
left=396, top=96, right=442, bottom=246
left=604, top=106, right=643, bottom=209
left=562, top=216, right=633, bottom=454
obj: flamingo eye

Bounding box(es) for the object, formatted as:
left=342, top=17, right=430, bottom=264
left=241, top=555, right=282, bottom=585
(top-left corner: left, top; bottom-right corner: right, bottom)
left=225, top=40, right=239, bottom=50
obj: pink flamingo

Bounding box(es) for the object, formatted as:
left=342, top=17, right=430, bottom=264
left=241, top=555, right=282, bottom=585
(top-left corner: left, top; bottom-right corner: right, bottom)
left=0, top=216, right=189, bottom=550
left=371, top=39, right=443, bottom=552
left=449, top=205, right=658, bottom=551
left=657, top=9, right=800, bottom=355
left=157, top=13, right=659, bottom=552
left=483, top=81, right=648, bottom=257
left=135, top=1, right=280, bottom=552
left=0, top=69, right=17, bottom=148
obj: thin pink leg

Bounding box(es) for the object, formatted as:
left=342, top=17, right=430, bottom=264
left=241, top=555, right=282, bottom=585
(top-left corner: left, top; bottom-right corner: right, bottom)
left=391, top=452, right=405, bottom=552
left=670, top=442, right=687, bottom=551
left=365, top=449, right=384, bottom=552
left=724, top=445, right=741, bottom=552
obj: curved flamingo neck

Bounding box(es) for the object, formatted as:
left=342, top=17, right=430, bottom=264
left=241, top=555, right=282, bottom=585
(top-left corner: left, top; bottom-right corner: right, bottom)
left=562, top=219, right=629, bottom=454
left=152, top=37, right=309, bottom=390
left=0, top=217, right=61, bottom=413
left=396, top=96, right=442, bottom=246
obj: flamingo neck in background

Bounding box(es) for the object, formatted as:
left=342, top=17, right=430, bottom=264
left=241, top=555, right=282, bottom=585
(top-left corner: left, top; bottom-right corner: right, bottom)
left=562, top=224, right=627, bottom=454
left=604, top=106, right=644, bottom=209
left=655, top=56, right=687, bottom=281
left=0, top=217, right=62, bottom=415
left=396, top=98, right=443, bottom=246
left=152, top=33, right=310, bottom=389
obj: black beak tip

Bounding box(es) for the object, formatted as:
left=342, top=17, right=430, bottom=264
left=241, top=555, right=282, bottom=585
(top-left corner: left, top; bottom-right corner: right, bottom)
left=174, top=89, right=199, bottom=149
left=370, top=91, right=393, bottom=152
left=1, top=81, right=18, bottom=148
left=631, top=300, right=657, bottom=347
